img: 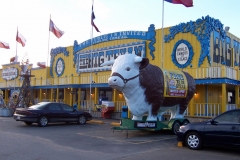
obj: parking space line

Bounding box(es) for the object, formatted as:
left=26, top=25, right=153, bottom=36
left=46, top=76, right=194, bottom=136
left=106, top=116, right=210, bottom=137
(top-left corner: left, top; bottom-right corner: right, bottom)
left=77, top=133, right=175, bottom=144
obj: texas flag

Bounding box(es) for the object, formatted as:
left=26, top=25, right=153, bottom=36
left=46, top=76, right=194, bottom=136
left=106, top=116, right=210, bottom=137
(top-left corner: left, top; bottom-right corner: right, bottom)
left=164, top=0, right=193, bottom=7
left=37, top=62, right=46, bottom=68
left=49, top=19, right=65, bottom=38
left=91, top=5, right=100, bottom=32
left=10, top=55, right=18, bottom=63
left=0, top=41, right=10, bottom=49
left=16, top=31, right=26, bottom=47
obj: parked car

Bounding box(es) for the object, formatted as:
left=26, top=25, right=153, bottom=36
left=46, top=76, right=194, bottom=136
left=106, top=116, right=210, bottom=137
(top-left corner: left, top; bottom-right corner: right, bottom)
left=13, top=102, right=92, bottom=127
left=177, top=109, right=240, bottom=150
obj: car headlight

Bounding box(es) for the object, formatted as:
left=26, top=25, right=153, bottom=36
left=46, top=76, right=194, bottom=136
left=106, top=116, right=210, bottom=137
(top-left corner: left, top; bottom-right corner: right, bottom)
left=179, top=125, right=186, bottom=132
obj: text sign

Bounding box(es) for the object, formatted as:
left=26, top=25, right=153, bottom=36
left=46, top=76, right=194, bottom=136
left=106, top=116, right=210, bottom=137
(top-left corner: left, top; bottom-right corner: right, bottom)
left=77, top=42, right=146, bottom=72
left=134, top=121, right=157, bottom=128
left=176, top=43, right=189, bottom=65
left=2, top=67, right=18, bottom=81
left=162, top=69, right=188, bottom=98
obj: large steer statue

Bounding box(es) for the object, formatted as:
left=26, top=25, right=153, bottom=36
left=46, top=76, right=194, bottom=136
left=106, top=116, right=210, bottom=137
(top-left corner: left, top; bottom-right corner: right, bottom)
left=101, top=54, right=196, bottom=121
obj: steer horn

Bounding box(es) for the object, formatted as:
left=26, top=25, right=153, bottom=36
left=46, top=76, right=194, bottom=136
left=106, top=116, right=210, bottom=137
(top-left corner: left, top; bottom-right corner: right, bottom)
left=100, top=60, right=115, bottom=67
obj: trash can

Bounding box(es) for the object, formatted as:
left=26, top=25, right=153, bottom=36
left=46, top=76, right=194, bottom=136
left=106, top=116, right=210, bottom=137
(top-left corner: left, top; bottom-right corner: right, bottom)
left=73, top=104, right=78, bottom=110
left=101, top=101, right=114, bottom=119
left=121, top=106, right=128, bottom=118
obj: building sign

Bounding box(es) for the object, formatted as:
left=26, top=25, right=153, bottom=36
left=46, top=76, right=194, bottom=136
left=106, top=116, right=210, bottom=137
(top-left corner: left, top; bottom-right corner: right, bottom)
left=77, top=41, right=146, bottom=73
left=176, top=43, right=189, bottom=64
left=2, top=67, right=18, bottom=80
left=213, top=30, right=240, bottom=67
left=72, top=24, right=156, bottom=69
left=55, top=58, right=65, bottom=77
left=134, top=121, right=157, bottom=128
left=171, top=40, right=194, bottom=68
left=162, top=69, right=188, bottom=98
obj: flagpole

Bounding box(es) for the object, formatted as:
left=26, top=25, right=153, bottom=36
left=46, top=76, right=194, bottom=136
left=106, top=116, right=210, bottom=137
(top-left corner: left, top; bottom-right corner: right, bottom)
left=89, top=0, right=94, bottom=114
left=161, top=0, right=165, bottom=68
left=14, top=27, right=18, bottom=91
left=46, top=15, right=51, bottom=102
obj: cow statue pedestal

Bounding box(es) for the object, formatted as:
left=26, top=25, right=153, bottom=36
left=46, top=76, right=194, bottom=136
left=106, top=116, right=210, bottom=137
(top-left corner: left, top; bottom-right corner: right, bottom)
left=101, top=54, right=195, bottom=134
left=117, top=117, right=189, bottom=135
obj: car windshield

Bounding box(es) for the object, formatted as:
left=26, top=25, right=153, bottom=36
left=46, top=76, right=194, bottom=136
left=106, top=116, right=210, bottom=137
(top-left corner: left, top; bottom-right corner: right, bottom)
left=29, top=102, right=49, bottom=109
left=214, top=110, right=240, bottom=123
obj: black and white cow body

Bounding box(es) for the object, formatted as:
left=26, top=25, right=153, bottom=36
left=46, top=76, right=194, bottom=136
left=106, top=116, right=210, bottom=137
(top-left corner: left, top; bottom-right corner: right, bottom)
left=101, top=54, right=196, bottom=121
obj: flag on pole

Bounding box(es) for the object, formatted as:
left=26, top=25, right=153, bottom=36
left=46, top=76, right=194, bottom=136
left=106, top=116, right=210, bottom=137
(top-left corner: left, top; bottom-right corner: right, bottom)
left=16, top=31, right=26, bottom=47
left=91, top=5, right=100, bottom=32
left=164, top=0, right=193, bottom=7
left=49, top=19, right=65, bottom=38
left=10, top=56, right=18, bottom=63
left=37, top=62, right=46, bottom=68
left=0, top=41, right=10, bottom=49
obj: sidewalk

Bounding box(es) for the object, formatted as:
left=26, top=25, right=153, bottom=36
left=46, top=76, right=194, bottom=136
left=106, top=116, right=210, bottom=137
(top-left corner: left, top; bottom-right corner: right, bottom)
left=88, top=117, right=120, bottom=126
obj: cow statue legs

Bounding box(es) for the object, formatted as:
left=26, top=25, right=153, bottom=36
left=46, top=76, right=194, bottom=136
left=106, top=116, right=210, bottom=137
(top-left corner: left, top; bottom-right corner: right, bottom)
left=131, top=105, right=187, bottom=121
left=157, top=105, right=186, bottom=121
left=132, top=114, right=158, bottom=121
left=132, top=115, right=143, bottom=120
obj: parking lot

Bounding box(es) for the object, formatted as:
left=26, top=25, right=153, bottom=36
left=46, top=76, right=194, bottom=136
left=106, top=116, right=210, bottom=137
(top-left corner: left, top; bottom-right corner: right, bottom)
left=0, top=116, right=239, bottom=160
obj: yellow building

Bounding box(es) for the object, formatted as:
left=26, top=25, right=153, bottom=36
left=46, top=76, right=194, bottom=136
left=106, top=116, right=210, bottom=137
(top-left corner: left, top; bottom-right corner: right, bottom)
left=1, top=15, right=240, bottom=119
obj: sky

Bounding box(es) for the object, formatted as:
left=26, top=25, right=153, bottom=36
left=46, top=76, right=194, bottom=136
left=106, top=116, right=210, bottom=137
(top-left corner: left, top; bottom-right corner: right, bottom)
left=0, top=0, right=239, bottom=68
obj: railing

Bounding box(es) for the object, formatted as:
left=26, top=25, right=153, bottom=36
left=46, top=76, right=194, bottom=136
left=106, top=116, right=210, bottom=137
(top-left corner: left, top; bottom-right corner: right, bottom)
left=82, top=101, right=238, bottom=119
left=226, top=104, right=236, bottom=111
left=109, top=102, right=238, bottom=118
left=195, top=103, right=221, bottom=117
left=79, top=100, right=94, bottom=110
left=115, top=101, right=127, bottom=112
left=41, top=99, right=64, bottom=103
left=207, top=67, right=221, bottom=78
left=226, top=67, right=236, bottom=79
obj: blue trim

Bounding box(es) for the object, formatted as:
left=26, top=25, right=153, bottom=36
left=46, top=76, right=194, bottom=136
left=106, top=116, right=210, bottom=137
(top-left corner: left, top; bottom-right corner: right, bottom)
left=31, top=83, right=109, bottom=89
left=73, top=24, right=156, bottom=66
left=195, top=78, right=240, bottom=85
left=171, top=40, right=194, bottom=68
left=165, top=15, right=226, bottom=67
left=55, top=58, right=65, bottom=77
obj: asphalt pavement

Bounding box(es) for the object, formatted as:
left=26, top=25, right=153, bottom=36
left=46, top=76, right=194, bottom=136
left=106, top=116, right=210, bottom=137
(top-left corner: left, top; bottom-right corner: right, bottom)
left=1, top=116, right=240, bottom=160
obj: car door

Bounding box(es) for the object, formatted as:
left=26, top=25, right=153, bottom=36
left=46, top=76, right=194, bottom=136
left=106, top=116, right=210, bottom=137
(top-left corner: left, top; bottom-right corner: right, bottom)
left=48, top=103, right=65, bottom=122
left=204, top=110, right=240, bottom=147
left=61, top=104, right=77, bottom=122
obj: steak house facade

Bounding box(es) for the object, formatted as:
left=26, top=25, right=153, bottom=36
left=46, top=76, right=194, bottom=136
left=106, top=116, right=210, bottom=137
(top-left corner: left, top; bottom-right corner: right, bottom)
left=0, top=15, right=240, bottom=119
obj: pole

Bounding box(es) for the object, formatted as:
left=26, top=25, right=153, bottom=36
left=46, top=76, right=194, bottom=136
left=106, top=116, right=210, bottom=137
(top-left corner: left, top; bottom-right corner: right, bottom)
left=89, top=0, right=94, bottom=113
left=14, top=27, right=18, bottom=91
left=161, top=0, right=165, bottom=68
left=46, top=15, right=51, bottom=102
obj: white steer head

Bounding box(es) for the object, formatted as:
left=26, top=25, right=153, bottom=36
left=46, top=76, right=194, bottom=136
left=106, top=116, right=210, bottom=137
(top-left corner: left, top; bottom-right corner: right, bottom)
left=101, top=54, right=143, bottom=91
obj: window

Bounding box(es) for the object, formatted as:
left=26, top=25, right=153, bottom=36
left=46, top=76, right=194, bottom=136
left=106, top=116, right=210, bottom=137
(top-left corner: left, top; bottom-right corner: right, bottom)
left=215, top=110, right=240, bottom=123
left=49, top=104, right=61, bottom=111
left=61, top=104, right=73, bottom=111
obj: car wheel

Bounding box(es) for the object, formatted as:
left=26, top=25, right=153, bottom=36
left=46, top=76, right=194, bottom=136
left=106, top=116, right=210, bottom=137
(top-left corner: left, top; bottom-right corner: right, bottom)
left=78, top=115, right=86, bottom=125
left=182, top=119, right=190, bottom=125
left=185, top=131, right=202, bottom=150
left=172, top=121, right=181, bottom=135
left=38, top=116, right=49, bottom=127
left=24, top=122, right=33, bottom=125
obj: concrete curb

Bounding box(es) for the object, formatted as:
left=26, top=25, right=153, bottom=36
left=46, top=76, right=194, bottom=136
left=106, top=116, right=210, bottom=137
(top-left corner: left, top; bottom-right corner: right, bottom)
left=177, top=141, right=184, bottom=147
left=88, top=120, right=104, bottom=124
left=111, top=122, right=120, bottom=126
